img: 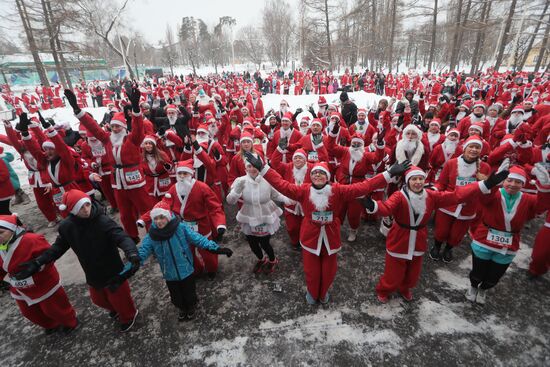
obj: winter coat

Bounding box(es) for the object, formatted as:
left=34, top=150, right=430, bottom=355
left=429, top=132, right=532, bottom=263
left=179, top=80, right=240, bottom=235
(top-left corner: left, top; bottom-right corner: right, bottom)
left=41, top=201, right=138, bottom=288
left=138, top=218, right=219, bottom=281
left=1, top=152, right=19, bottom=192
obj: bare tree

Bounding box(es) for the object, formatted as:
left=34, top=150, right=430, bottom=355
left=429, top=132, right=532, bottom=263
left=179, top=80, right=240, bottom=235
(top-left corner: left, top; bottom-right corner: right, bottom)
left=494, top=0, right=517, bottom=70
left=236, top=26, right=264, bottom=68
left=162, top=24, right=177, bottom=76
left=262, top=0, right=294, bottom=67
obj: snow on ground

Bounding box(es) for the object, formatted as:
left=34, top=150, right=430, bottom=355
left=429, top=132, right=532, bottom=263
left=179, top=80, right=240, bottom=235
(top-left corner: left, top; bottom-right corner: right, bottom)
left=0, top=92, right=549, bottom=366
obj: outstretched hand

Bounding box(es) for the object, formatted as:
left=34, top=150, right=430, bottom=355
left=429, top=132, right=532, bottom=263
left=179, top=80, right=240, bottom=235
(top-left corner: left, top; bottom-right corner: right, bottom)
left=388, top=160, right=411, bottom=177
left=64, top=89, right=81, bottom=114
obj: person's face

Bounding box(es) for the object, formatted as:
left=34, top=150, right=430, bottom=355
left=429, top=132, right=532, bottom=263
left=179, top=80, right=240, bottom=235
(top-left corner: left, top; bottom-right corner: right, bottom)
left=246, top=164, right=259, bottom=177
left=328, top=107, right=337, bottom=114
left=293, top=155, right=306, bottom=168
left=351, top=141, right=363, bottom=149
left=241, top=108, right=249, bottom=117
left=300, top=120, right=309, bottom=129
left=428, top=123, right=439, bottom=133
left=240, top=139, right=252, bottom=151
left=143, top=141, right=155, bottom=153
left=464, top=143, right=481, bottom=160
left=408, top=176, right=425, bottom=193
left=503, top=177, right=523, bottom=195
left=282, top=119, right=291, bottom=129
left=269, top=117, right=277, bottom=125
left=44, top=147, right=58, bottom=161
left=357, top=112, right=366, bottom=121
left=473, top=107, right=484, bottom=115
left=280, top=102, right=287, bottom=110
left=524, top=103, right=533, bottom=111
left=177, top=171, right=192, bottom=182
left=311, top=170, right=328, bottom=186
left=111, top=124, right=124, bottom=134
left=0, top=228, right=13, bottom=244
left=447, top=133, right=459, bottom=142
left=311, top=124, right=322, bottom=134
left=76, top=202, right=92, bottom=218
left=405, top=130, right=418, bottom=141
left=488, top=109, right=498, bottom=117
left=468, top=128, right=481, bottom=137
left=167, top=111, right=177, bottom=119
left=154, top=215, right=169, bottom=229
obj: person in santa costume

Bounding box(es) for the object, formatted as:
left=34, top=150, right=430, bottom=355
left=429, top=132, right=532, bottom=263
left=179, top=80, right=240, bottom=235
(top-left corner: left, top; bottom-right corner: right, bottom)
left=430, top=136, right=492, bottom=262
left=228, top=131, right=264, bottom=186
left=15, top=190, right=141, bottom=332
left=244, top=151, right=410, bottom=305
left=465, top=164, right=550, bottom=305
left=457, top=102, right=490, bottom=141
left=268, top=112, right=303, bottom=162
left=65, top=88, right=154, bottom=242
left=363, top=165, right=508, bottom=303
left=140, top=135, right=173, bottom=202
left=426, top=128, right=462, bottom=186
left=227, top=154, right=294, bottom=273
left=0, top=214, right=78, bottom=334
left=422, top=118, right=445, bottom=154
left=140, top=160, right=227, bottom=279
left=391, top=124, right=429, bottom=170
left=296, top=119, right=329, bottom=164
left=138, top=201, right=232, bottom=321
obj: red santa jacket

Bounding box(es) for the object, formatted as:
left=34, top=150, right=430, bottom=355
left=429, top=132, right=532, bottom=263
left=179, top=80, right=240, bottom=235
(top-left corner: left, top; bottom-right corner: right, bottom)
left=141, top=152, right=173, bottom=197
left=327, top=136, right=384, bottom=184
left=457, top=116, right=491, bottom=141
left=269, top=128, right=303, bottom=162
left=427, top=142, right=462, bottom=184
left=296, top=134, right=329, bottom=163
left=262, top=167, right=390, bottom=255
left=0, top=232, right=61, bottom=305
left=246, top=95, right=265, bottom=121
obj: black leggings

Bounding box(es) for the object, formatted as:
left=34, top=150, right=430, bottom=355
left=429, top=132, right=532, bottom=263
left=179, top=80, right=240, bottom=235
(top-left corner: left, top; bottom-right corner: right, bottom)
left=469, top=253, right=511, bottom=290
left=246, top=235, right=275, bottom=261
left=0, top=199, right=11, bottom=215
left=165, top=276, right=197, bottom=312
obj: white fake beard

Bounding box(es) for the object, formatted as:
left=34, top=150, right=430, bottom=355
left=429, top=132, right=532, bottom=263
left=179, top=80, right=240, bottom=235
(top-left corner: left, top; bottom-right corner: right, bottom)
left=146, top=154, right=157, bottom=170
left=299, top=127, right=310, bottom=136
left=408, top=190, right=427, bottom=216
left=456, top=111, right=466, bottom=121
left=309, top=184, right=332, bottom=211
left=110, top=130, right=126, bottom=146
left=402, top=139, right=418, bottom=156
left=443, top=139, right=458, bottom=156
left=509, top=115, right=522, bottom=126
left=470, top=114, right=484, bottom=123
left=350, top=146, right=365, bottom=162
left=280, top=106, right=289, bottom=113
left=168, top=115, right=177, bottom=126
left=428, top=132, right=440, bottom=146
left=208, top=125, right=219, bottom=137
left=176, top=176, right=193, bottom=195
left=196, top=134, right=209, bottom=144
left=293, top=165, right=307, bottom=185
left=486, top=116, right=497, bottom=127
left=523, top=110, right=533, bottom=121
left=280, top=127, right=292, bottom=139
left=457, top=156, right=477, bottom=177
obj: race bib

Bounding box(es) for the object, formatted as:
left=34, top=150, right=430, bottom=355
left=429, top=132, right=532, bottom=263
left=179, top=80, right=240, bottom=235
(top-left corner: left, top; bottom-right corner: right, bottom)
left=159, top=177, right=171, bottom=188
left=251, top=223, right=269, bottom=236
left=456, top=176, right=476, bottom=187
left=308, top=150, right=319, bottom=162
left=53, top=192, right=63, bottom=205
left=125, top=170, right=142, bottom=184
left=184, top=220, right=199, bottom=232
left=312, top=211, right=333, bottom=224
left=486, top=228, right=513, bottom=247
left=9, top=275, right=34, bottom=289
left=91, top=146, right=106, bottom=157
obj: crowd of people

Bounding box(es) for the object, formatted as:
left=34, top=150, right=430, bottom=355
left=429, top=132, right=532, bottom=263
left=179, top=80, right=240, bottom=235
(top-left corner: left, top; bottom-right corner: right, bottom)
left=0, top=67, right=549, bottom=337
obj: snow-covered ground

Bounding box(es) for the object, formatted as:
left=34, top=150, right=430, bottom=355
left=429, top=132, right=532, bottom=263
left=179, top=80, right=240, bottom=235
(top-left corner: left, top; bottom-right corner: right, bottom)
left=0, top=92, right=549, bottom=366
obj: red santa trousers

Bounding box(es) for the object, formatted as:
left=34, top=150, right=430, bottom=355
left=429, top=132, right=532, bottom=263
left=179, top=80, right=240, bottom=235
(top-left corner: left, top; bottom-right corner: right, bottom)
left=302, top=246, right=338, bottom=301
left=376, top=253, right=423, bottom=297
left=434, top=210, right=473, bottom=247
left=191, top=245, right=219, bottom=275
left=529, top=225, right=550, bottom=276
left=113, top=186, right=154, bottom=238
left=99, top=175, right=118, bottom=210
left=339, top=199, right=364, bottom=230
left=284, top=211, right=302, bottom=245
left=16, top=287, right=78, bottom=329
left=33, top=186, right=57, bottom=222
left=89, top=280, right=137, bottom=324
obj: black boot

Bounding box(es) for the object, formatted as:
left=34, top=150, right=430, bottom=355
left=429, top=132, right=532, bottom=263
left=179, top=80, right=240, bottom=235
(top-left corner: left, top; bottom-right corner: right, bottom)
left=429, top=241, right=443, bottom=261
left=442, top=246, right=454, bottom=263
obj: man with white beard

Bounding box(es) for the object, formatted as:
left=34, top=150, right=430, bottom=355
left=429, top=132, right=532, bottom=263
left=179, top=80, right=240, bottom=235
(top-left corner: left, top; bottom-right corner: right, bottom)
left=66, top=88, right=154, bottom=243
left=275, top=99, right=291, bottom=120
left=269, top=112, right=303, bottom=162
left=522, top=99, right=538, bottom=125
left=491, top=107, right=526, bottom=147
left=298, top=116, right=311, bottom=136
left=421, top=119, right=445, bottom=154
left=427, top=129, right=462, bottom=186
left=457, top=103, right=491, bottom=141
left=393, top=124, right=429, bottom=170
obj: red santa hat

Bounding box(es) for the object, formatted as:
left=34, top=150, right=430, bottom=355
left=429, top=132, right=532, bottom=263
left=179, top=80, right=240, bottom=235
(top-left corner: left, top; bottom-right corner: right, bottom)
left=281, top=112, right=293, bottom=122
left=318, top=96, right=328, bottom=106
left=402, top=123, right=423, bottom=139
left=175, top=159, right=194, bottom=175
left=293, top=148, right=307, bottom=160
left=150, top=200, right=172, bottom=219
left=0, top=214, right=19, bottom=232
left=165, top=104, right=178, bottom=113
left=405, top=166, right=427, bottom=182
left=59, top=189, right=91, bottom=215
left=446, top=128, right=460, bottom=137
left=240, top=131, right=254, bottom=143
left=350, top=133, right=365, bottom=145
left=300, top=116, right=311, bottom=124
left=141, top=135, right=157, bottom=147
left=429, top=118, right=441, bottom=127
left=242, top=117, right=255, bottom=127
left=507, top=165, right=526, bottom=184
left=196, top=124, right=210, bottom=135
left=511, top=106, right=524, bottom=114
left=357, top=108, right=367, bottom=116
left=42, top=140, right=55, bottom=150
left=461, top=100, right=473, bottom=111
left=204, top=109, right=214, bottom=117
left=472, top=102, right=486, bottom=111
left=469, top=121, right=484, bottom=134
left=462, top=135, right=483, bottom=149
left=310, top=162, right=331, bottom=180
left=523, top=98, right=534, bottom=105
left=311, top=119, right=323, bottom=128
left=109, top=112, right=127, bottom=129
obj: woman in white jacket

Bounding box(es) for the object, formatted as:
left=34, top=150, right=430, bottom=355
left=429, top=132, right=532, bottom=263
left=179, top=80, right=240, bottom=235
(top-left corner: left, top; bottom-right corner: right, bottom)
left=227, top=156, right=293, bottom=274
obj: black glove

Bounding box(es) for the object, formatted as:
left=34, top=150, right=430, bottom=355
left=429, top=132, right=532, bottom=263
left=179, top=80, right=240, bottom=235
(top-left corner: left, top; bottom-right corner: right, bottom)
left=278, top=137, right=288, bottom=150
left=359, top=197, right=376, bottom=212
left=193, top=101, right=199, bottom=114
left=388, top=160, right=411, bottom=177
left=163, top=162, right=172, bottom=171
left=211, top=247, right=233, bottom=257
left=376, top=129, right=386, bottom=146
left=216, top=99, right=224, bottom=112
left=157, top=126, right=166, bottom=136
left=312, top=134, right=323, bottom=146
left=213, top=148, right=221, bottom=160
left=244, top=151, right=264, bottom=171
left=419, top=92, right=424, bottom=99
left=18, top=113, right=30, bottom=133
left=128, top=255, right=141, bottom=276
left=483, top=170, right=509, bottom=190
left=214, top=228, right=225, bottom=243
left=308, top=106, right=316, bottom=116
left=512, top=95, right=520, bottom=104
left=192, top=140, right=201, bottom=151
left=13, top=260, right=41, bottom=280
left=295, top=107, right=303, bottom=115
left=331, top=121, right=340, bottom=135
left=64, top=89, right=81, bottom=114
left=37, top=111, right=49, bottom=129
left=129, top=86, right=141, bottom=113
left=105, top=274, right=125, bottom=292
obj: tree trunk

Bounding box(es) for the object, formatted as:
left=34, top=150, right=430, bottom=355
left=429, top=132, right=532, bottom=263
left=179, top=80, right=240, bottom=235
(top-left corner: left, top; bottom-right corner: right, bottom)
left=40, top=0, right=67, bottom=88
left=494, top=0, right=517, bottom=70
left=469, top=0, right=491, bottom=75
left=428, top=0, right=438, bottom=72
left=45, top=0, right=72, bottom=89
left=16, top=0, right=50, bottom=86
left=519, top=1, right=549, bottom=70
left=324, top=0, right=333, bottom=70
left=455, top=0, right=472, bottom=70
left=449, top=0, right=463, bottom=71
left=388, top=0, right=397, bottom=72
left=535, top=14, right=550, bottom=72
left=370, top=0, right=377, bottom=70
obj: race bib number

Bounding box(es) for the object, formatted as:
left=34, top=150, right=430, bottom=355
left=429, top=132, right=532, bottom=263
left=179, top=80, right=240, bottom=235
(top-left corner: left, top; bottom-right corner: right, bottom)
left=125, top=170, right=142, bottom=184
left=308, top=150, right=319, bottom=162
left=486, top=228, right=513, bottom=247
left=251, top=223, right=269, bottom=236
left=9, top=276, right=34, bottom=289
left=184, top=221, right=199, bottom=232
left=91, top=146, right=106, bottom=157
left=159, top=177, right=171, bottom=188
left=456, top=176, right=476, bottom=187
left=53, top=192, right=63, bottom=205
left=312, top=211, right=333, bottom=224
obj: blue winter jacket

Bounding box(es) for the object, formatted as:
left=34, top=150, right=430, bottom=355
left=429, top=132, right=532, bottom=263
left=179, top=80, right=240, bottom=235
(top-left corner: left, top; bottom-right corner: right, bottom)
left=138, top=220, right=219, bottom=281
left=1, top=152, right=20, bottom=191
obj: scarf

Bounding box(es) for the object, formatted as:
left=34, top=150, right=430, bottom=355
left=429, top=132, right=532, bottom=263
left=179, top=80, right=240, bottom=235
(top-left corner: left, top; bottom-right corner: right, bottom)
left=500, top=188, right=520, bottom=213
left=149, top=216, right=180, bottom=241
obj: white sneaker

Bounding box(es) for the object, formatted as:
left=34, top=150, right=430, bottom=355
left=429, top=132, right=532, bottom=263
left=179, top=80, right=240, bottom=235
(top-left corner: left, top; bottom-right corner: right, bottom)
left=347, top=229, right=357, bottom=242
left=465, top=286, right=477, bottom=302
left=476, top=289, right=487, bottom=305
